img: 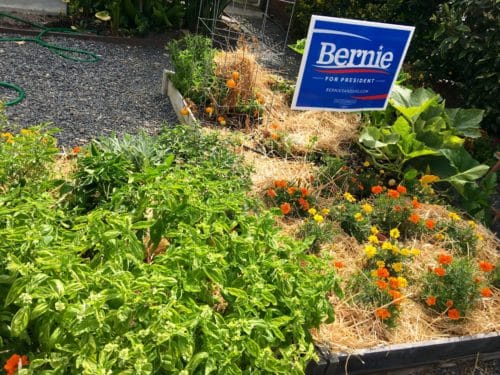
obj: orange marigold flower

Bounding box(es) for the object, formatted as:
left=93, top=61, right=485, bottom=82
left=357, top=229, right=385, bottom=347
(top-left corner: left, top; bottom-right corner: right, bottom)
left=438, top=253, right=453, bottom=265
left=481, top=287, right=492, bottom=298
left=426, top=296, right=437, bottom=306
left=434, top=267, right=446, bottom=277
left=271, top=133, right=280, bottom=140
left=376, top=280, right=388, bottom=290
left=377, top=267, right=390, bottom=278
left=298, top=197, right=310, bottom=211
left=425, top=219, right=436, bottom=230
left=479, top=261, right=495, bottom=273
left=445, top=299, right=454, bottom=308
left=287, top=187, right=297, bottom=195
left=387, top=189, right=400, bottom=199
left=280, top=202, right=291, bottom=215
left=389, top=277, right=400, bottom=289
left=371, top=185, right=383, bottom=194
left=409, top=213, right=420, bottom=224
left=388, top=289, right=403, bottom=304
left=375, top=308, right=391, bottom=320
left=231, top=71, right=240, bottom=80
left=72, top=146, right=81, bottom=154
left=274, top=180, right=287, bottom=188
left=447, top=308, right=460, bottom=320
left=300, top=187, right=309, bottom=197
left=396, top=185, right=407, bottom=194
left=4, top=354, right=29, bottom=375
left=334, top=261, right=344, bottom=268
left=226, top=79, right=237, bottom=89
left=411, top=199, right=420, bottom=209
left=270, top=122, right=280, bottom=130
left=205, top=106, right=214, bottom=115
left=420, top=174, right=440, bottom=185
left=180, top=107, right=189, bottom=116
left=267, top=188, right=276, bottom=198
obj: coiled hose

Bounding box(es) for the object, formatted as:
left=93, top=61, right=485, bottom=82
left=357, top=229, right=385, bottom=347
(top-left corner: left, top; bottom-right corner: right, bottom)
left=0, top=12, right=101, bottom=106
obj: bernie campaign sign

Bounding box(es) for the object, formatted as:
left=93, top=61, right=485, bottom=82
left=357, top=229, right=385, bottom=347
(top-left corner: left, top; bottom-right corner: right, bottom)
left=291, top=16, right=414, bottom=112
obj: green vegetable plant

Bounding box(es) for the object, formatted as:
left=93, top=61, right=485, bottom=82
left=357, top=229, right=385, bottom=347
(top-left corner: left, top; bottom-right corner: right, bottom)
left=359, top=85, right=494, bottom=219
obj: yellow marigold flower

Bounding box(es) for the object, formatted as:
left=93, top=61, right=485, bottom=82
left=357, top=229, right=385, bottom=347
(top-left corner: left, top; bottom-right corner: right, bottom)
left=371, top=270, right=378, bottom=278
left=397, top=276, right=408, bottom=288
left=391, top=246, right=400, bottom=255
left=370, top=226, right=379, bottom=235
left=5, top=138, right=14, bottom=144
left=313, top=214, right=324, bottom=223
left=389, top=228, right=400, bottom=239
left=468, top=220, right=476, bottom=228
left=354, top=212, right=364, bottom=221
left=391, top=262, right=403, bottom=273
left=321, top=208, right=330, bottom=215
left=368, top=235, right=379, bottom=244
left=1, top=132, right=13, bottom=138
left=20, top=129, right=32, bottom=135
left=400, top=248, right=411, bottom=256
left=476, top=233, right=484, bottom=241
left=308, top=208, right=317, bottom=215
left=343, top=192, right=356, bottom=203
left=376, top=260, right=385, bottom=268
left=381, top=241, right=393, bottom=250
left=448, top=212, right=461, bottom=221
left=419, top=174, right=440, bottom=185
left=411, top=248, right=421, bottom=256
left=435, top=233, right=445, bottom=241
left=362, top=203, right=373, bottom=214
left=364, top=244, right=377, bottom=258
left=363, top=161, right=370, bottom=167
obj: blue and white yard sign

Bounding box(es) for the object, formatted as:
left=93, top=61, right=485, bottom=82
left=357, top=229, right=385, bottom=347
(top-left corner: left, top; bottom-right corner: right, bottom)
left=291, top=16, right=414, bottom=111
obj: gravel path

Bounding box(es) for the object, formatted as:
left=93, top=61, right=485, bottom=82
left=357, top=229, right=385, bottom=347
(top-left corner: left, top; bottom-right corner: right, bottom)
left=0, top=33, right=177, bottom=147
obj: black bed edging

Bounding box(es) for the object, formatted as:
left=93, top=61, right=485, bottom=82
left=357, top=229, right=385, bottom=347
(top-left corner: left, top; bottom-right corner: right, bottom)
left=306, top=332, right=500, bottom=374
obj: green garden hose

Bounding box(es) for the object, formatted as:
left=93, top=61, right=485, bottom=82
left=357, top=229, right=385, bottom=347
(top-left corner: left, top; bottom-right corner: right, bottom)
left=0, top=12, right=101, bottom=106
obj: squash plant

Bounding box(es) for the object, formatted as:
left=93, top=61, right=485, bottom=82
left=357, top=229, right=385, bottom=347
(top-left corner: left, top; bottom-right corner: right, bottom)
left=359, top=85, right=495, bottom=219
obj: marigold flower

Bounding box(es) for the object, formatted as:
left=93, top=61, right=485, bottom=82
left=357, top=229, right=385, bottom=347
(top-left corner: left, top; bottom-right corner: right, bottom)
left=270, top=122, right=280, bottom=130
left=72, top=146, right=81, bottom=154
left=231, top=71, right=240, bottom=80
left=388, top=289, right=403, bottom=303
left=3, top=354, right=29, bottom=375
left=411, top=199, right=420, bottom=209
left=408, top=213, right=420, bottom=224
left=435, top=233, right=445, bottom=241
left=468, top=220, right=477, bottom=228
left=391, top=262, right=403, bottom=273
left=447, top=308, right=460, bottom=320
left=321, top=208, right=330, bottom=215
left=448, top=212, right=461, bottom=221
left=280, top=202, right=291, bottom=215
left=300, top=187, right=309, bottom=197
left=377, top=267, right=390, bottom=278
left=375, top=308, right=391, bottom=320
left=396, top=185, right=407, bottom=194
left=426, top=296, right=437, bottom=306
left=376, top=260, right=385, bottom=268
left=438, top=253, right=453, bottom=265
left=376, top=280, right=388, bottom=289
left=420, top=174, right=440, bottom=185
left=354, top=212, right=364, bottom=222
left=445, top=300, right=454, bottom=308
left=389, top=277, right=399, bottom=289
left=266, top=188, right=276, bottom=198
left=287, top=187, right=297, bottom=195
left=389, top=228, right=400, bottom=239
left=425, top=219, right=436, bottom=230
left=434, top=267, right=446, bottom=277
left=381, top=241, right=393, bottom=250
left=476, top=233, right=484, bottom=241
left=313, top=214, right=324, bottom=223
left=481, top=287, right=492, bottom=298
left=308, top=208, right=317, bottom=215
left=217, top=116, right=226, bottom=125
left=396, top=276, right=408, bottom=288
left=410, top=248, right=421, bottom=256
left=0, top=132, right=13, bottom=138
left=371, top=185, right=383, bottom=194
left=392, top=246, right=401, bottom=255
left=362, top=203, right=373, bottom=214
left=274, top=180, right=287, bottom=188
left=370, top=226, right=379, bottom=235
left=334, top=261, right=344, bottom=268
left=226, top=78, right=237, bottom=88
left=343, top=192, right=356, bottom=202
left=387, top=189, right=400, bottom=199
left=479, top=261, right=495, bottom=273
left=364, top=244, right=377, bottom=258
left=298, top=197, right=310, bottom=211
left=180, top=107, right=189, bottom=116
left=205, top=106, right=214, bottom=115
left=368, top=235, right=379, bottom=244
left=363, top=161, right=370, bottom=167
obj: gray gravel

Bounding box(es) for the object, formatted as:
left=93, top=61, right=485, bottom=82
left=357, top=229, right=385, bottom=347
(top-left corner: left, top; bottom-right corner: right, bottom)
left=0, top=33, right=178, bottom=147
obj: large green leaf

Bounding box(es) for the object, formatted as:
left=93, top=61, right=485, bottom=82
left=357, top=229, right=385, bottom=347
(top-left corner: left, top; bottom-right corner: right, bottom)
left=446, top=108, right=484, bottom=138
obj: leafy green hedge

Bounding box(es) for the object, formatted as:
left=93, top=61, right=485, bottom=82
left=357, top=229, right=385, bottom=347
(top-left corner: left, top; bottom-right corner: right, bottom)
left=0, top=122, right=340, bottom=373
